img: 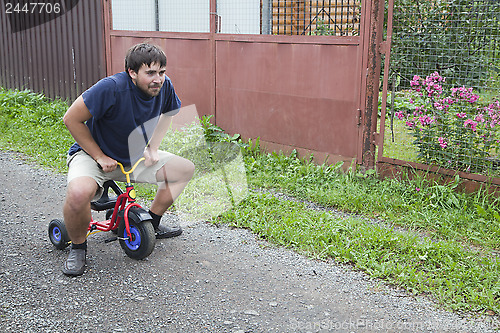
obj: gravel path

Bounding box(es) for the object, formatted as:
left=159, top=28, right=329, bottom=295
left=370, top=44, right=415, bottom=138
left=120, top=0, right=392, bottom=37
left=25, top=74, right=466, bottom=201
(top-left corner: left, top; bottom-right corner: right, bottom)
left=0, top=150, right=498, bottom=332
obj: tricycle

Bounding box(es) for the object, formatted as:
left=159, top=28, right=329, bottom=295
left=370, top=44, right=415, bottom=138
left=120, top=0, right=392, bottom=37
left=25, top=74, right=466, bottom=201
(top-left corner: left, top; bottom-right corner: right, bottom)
left=48, top=158, right=156, bottom=260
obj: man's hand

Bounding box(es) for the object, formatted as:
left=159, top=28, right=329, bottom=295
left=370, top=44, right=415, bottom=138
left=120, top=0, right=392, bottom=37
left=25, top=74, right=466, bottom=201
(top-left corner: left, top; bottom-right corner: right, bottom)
left=143, top=146, right=159, bottom=167
left=142, top=114, right=172, bottom=167
left=96, top=155, right=117, bottom=172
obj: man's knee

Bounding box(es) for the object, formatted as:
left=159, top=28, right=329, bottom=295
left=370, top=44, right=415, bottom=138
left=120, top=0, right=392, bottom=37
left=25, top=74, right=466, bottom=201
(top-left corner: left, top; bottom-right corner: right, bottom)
left=176, top=157, right=195, bottom=182
left=65, top=177, right=98, bottom=209
left=184, top=159, right=195, bottom=179
left=157, top=156, right=195, bottom=182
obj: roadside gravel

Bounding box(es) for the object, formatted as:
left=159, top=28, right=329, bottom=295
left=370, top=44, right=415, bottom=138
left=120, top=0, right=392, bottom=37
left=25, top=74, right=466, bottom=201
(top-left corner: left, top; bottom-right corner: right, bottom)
left=0, top=150, right=498, bottom=332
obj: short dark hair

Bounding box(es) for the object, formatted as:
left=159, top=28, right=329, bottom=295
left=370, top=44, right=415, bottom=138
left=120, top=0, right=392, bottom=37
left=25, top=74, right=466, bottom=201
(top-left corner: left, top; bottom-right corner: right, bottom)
left=124, top=43, right=167, bottom=73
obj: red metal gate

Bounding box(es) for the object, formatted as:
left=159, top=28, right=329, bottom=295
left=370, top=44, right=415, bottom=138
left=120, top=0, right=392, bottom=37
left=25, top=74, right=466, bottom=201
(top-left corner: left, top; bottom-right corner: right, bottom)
left=103, top=0, right=385, bottom=167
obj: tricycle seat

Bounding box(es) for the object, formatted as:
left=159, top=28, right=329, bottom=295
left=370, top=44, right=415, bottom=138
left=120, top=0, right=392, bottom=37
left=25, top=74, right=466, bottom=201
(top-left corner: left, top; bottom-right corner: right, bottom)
left=90, top=180, right=124, bottom=211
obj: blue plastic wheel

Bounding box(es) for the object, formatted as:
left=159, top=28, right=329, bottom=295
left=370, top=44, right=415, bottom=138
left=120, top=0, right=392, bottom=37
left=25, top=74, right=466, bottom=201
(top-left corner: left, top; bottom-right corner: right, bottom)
left=122, top=224, right=142, bottom=251
left=48, top=219, right=70, bottom=250
left=117, top=219, right=155, bottom=260
left=52, top=226, right=62, bottom=242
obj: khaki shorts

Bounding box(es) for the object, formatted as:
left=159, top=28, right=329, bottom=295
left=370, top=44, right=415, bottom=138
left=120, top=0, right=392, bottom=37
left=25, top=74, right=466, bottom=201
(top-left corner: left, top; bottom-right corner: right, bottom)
left=67, top=150, right=175, bottom=198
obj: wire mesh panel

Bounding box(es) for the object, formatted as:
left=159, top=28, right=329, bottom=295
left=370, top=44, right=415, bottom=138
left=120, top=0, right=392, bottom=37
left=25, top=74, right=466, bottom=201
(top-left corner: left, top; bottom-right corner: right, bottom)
left=112, top=0, right=157, bottom=31
left=159, top=0, right=210, bottom=32
left=112, top=0, right=210, bottom=32
left=217, top=0, right=262, bottom=34
left=268, top=0, right=361, bottom=36
left=111, top=0, right=360, bottom=35
left=386, top=0, right=500, bottom=176
left=391, top=0, right=500, bottom=91
left=216, top=0, right=361, bottom=35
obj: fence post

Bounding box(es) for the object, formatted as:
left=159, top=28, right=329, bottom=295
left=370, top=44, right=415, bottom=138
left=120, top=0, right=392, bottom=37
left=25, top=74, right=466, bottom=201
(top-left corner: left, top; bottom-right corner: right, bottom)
left=362, top=0, right=385, bottom=169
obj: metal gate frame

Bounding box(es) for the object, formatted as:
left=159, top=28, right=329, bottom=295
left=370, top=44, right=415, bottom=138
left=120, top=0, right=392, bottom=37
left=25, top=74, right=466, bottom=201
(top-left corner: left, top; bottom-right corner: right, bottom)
left=102, top=0, right=387, bottom=169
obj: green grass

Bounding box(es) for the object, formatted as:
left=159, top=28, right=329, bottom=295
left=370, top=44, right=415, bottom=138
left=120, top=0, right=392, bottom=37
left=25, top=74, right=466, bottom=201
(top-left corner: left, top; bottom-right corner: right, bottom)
left=0, top=87, right=72, bottom=171
left=382, top=117, right=418, bottom=161
left=243, top=148, right=500, bottom=250
left=378, top=91, right=419, bottom=162
left=1, top=87, right=499, bottom=315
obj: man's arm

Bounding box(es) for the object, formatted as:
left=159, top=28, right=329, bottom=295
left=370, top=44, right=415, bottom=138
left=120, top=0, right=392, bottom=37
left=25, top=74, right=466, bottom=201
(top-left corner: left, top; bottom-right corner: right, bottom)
left=143, top=113, right=173, bottom=166
left=63, top=95, right=117, bottom=172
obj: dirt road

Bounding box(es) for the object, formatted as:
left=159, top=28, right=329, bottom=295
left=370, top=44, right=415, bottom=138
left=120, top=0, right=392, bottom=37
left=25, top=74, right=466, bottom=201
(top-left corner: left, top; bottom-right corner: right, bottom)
left=0, top=150, right=497, bottom=332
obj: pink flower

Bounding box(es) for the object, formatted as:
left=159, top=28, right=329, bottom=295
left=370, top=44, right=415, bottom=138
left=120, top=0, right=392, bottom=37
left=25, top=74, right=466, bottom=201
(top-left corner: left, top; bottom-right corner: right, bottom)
left=418, top=115, right=434, bottom=126
left=413, top=106, right=424, bottom=116
left=456, top=112, right=467, bottom=119
left=464, top=119, right=478, bottom=131
left=451, top=86, right=479, bottom=104
left=421, top=72, right=445, bottom=97
left=433, top=101, right=446, bottom=111
left=469, top=94, right=479, bottom=103
left=475, top=114, right=485, bottom=123
left=442, top=97, right=455, bottom=105
left=410, top=75, right=421, bottom=87
left=438, top=137, right=447, bottom=148
left=395, top=111, right=405, bottom=120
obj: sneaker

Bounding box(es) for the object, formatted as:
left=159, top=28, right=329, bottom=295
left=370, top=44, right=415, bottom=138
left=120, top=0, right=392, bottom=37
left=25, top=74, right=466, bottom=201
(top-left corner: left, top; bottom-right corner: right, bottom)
left=62, top=248, right=86, bottom=276
left=155, top=225, right=182, bottom=239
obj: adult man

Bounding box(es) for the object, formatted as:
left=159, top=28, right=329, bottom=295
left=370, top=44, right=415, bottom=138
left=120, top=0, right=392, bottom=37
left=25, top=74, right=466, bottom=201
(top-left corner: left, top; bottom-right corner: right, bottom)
left=62, top=43, right=195, bottom=276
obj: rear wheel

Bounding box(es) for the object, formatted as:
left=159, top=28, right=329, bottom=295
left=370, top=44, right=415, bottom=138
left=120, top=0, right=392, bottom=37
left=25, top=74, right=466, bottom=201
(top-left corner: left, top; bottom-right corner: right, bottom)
left=118, top=219, right=155, bottom=260
left=48, top=219, right=70, bottom=250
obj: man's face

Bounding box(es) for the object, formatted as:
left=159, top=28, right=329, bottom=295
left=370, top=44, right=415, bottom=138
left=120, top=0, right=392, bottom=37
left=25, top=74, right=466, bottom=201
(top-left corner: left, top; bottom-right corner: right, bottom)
left=128, top=62, right=166, bottom=97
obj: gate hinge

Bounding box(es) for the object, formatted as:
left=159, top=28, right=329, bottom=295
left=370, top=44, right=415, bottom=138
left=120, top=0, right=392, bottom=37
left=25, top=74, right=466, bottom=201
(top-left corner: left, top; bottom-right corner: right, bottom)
left=357, top=108, right=362, bottom=126
left=210, top=12, right=221, bottom=33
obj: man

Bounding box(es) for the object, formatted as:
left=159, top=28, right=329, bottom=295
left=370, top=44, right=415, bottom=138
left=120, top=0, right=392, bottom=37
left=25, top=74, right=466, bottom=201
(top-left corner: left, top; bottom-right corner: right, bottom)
left=62, top=43, right=195, bottom=276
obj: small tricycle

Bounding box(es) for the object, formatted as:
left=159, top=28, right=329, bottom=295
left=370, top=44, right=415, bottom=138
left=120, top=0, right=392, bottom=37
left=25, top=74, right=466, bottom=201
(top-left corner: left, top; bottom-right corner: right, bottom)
left=48, top=158, right=156, bottom=260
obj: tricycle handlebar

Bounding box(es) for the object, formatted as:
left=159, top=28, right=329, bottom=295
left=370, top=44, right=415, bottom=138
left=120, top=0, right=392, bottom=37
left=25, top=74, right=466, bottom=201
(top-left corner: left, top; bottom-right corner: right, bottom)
left=117, top=157, right=145, bottom=175
left=97, top=157, right=146, bottom=183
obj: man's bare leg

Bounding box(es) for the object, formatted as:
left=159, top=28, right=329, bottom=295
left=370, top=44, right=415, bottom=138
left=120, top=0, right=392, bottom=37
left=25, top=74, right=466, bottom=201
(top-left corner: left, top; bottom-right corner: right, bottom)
left=148, top=156, right=195, bottom=238
left=62, top=176, right=98, bottom=276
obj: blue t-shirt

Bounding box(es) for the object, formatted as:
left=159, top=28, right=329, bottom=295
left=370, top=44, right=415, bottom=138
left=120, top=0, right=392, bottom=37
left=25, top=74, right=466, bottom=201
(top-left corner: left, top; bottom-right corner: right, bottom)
left=68, top=72, right=181, bottom=164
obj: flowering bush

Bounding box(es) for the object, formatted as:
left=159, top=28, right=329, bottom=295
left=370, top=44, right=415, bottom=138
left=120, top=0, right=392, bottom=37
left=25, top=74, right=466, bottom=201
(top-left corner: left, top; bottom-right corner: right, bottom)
left=397, top=72, right=500, bottom=173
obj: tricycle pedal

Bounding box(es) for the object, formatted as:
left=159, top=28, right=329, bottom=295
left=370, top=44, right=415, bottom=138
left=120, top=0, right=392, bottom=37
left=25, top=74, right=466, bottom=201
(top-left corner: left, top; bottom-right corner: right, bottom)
left=104, top=237, right=118, bottom=243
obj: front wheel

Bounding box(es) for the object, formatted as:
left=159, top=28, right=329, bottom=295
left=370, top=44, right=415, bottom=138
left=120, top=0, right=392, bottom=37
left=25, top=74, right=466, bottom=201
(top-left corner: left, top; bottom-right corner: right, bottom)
left=48, top=219, right=70, bottom=250
left=118, top=219, right=155, bottom=260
